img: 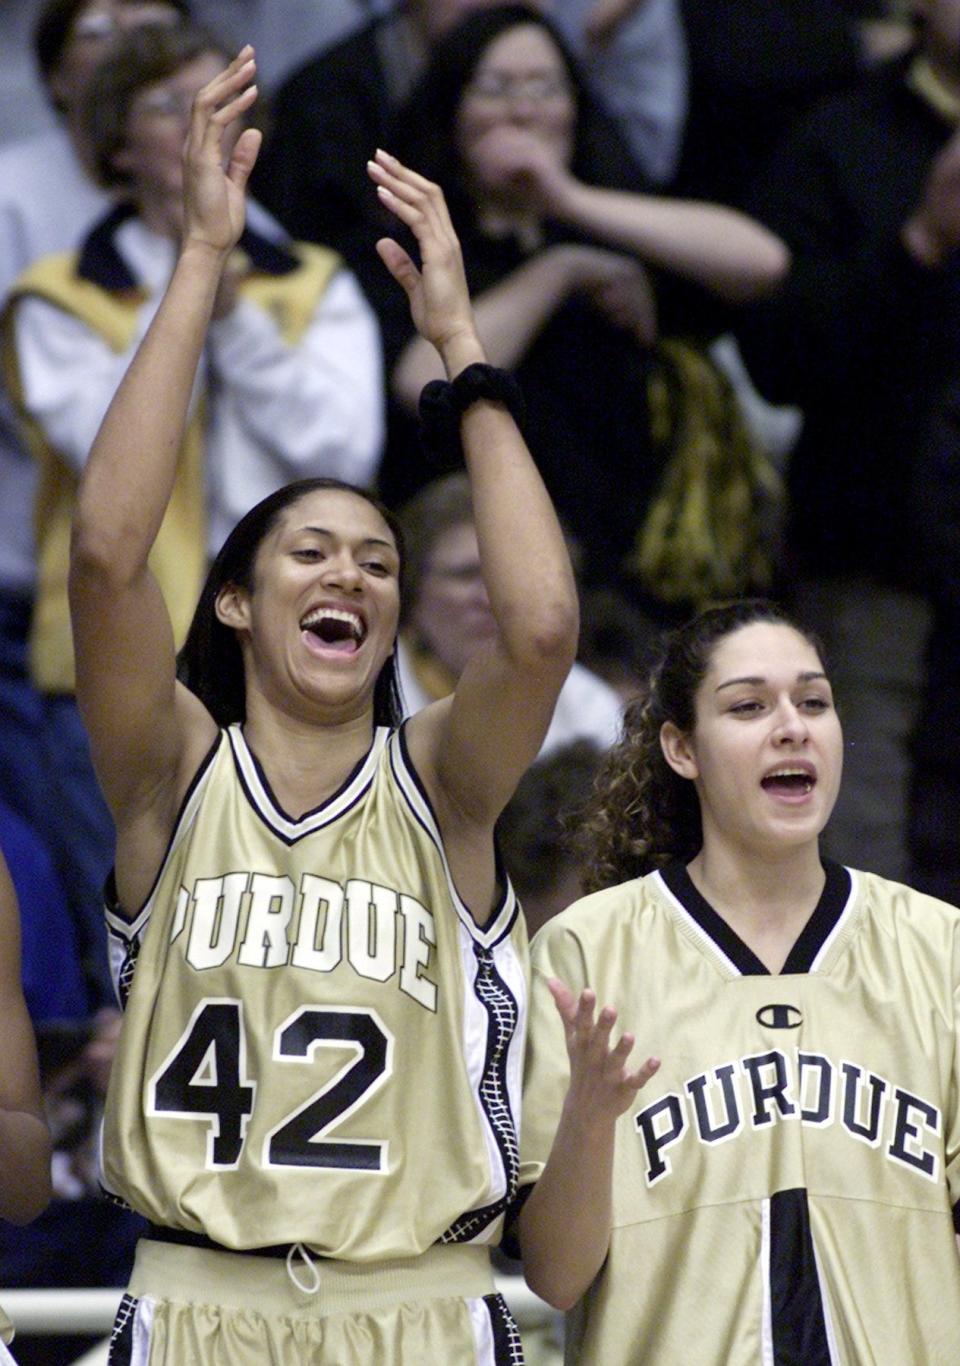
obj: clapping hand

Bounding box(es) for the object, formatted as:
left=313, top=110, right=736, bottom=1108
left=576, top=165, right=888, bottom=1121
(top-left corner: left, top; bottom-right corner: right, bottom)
left=368, top=150, right=480, bottom=362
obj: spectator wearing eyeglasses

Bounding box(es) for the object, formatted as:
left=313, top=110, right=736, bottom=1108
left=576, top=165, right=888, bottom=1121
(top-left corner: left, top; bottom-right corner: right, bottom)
left=368, top=5, right=786, bottom=604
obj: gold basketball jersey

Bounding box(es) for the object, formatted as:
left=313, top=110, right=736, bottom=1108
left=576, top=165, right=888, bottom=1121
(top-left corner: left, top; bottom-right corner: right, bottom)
left=101, top=724, right=528, bottom=1261
left=522, top=863, right=960, bottom=1364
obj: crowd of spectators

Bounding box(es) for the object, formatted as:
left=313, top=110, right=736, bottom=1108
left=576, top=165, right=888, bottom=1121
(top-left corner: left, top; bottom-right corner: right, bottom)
left=1, top=0, right=957, bottom=1360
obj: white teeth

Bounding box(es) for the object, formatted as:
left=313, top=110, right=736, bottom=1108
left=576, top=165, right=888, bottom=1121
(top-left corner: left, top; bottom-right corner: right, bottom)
left=300, top=607, right=365, bottom=640
left=768, top=768, right=810, bottom=779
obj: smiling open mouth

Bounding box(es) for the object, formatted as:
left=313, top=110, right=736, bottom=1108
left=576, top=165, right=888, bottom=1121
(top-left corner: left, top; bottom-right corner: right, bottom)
left=300, top=607, right=366, bottom=653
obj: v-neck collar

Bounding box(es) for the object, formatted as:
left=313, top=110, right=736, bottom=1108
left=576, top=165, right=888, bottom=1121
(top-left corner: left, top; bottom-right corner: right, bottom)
left=227, top=723, right=390, bottom=844
left=657, top=859, right=854, bottom=976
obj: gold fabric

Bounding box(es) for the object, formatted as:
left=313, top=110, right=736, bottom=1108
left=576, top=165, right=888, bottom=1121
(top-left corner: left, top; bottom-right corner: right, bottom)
left=522, top=868, right=960, bottom=1363
left=101, top=725, right=528, bottom=1261
left=629, top=338, right=782, bottom=607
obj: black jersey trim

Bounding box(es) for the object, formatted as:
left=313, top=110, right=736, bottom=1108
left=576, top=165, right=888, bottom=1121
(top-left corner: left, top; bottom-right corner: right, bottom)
left=658, top=860, right=852, bottom=977
left=391, top=723, right=520, bottom=949
left=440, top=940, right=522, bottom=1245
left=227, top=723, right=388, bottom=844
left=103, top=729, right=224, bottom=936
left=767, top=1188, right=834, bottom=1364
left=483, top=1292, right=525, bottom=1365
left=107, top=1292, right=139, bottom=1365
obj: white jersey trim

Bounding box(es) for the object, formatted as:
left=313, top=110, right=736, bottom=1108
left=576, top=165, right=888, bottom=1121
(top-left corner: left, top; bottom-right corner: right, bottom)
left=227, top=723, right=390, bottom=842
left=651, top=868, right=743, bottom=977
left=387, top=727, right=519, bottom=950
left=760, top=1196, right=774, bottom=1366
left=809, top=868, right=859, bottom=972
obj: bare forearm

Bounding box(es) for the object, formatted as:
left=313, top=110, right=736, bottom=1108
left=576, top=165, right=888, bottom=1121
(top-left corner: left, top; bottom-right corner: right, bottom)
left=555, top=181, right=789, bottom=302
left=0, top=1111, right=51, bottom=1223
left=520, top=1108, right=617, bottom=1309
left=392, top=249, right=579, bottom=412
left=73, top=241, right=227, bottom=578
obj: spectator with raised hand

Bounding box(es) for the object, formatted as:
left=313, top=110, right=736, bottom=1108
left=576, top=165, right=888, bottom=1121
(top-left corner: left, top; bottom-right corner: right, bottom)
left=70, top=44, right=577, bottom=1363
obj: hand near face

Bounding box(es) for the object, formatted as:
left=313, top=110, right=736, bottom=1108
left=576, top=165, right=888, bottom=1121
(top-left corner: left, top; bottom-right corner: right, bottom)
left=181, top=46, right=261, bottom=256
left=368, top=151, right=479, bottom=356
left=902, top=124, right=960, bottom=268
left=548, top=977, right=660, bottom=1123
left=469, top=125, right=574, bottom=216
left=583, top=252, right=658, bottom=345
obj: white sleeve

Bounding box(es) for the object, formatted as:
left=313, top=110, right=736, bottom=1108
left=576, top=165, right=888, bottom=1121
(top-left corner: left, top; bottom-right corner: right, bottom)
left=205, top=266, right=385, bottom=488
left=11, top=292, right=159, bottom=471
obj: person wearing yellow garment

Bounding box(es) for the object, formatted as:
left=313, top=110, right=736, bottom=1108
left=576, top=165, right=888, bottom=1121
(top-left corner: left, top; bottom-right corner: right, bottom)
left=1, top=21, right=384, bottom=1002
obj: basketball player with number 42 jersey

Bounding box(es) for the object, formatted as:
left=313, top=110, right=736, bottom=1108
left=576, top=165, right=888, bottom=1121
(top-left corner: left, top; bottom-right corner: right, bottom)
left=70, top=45, right=578, bottom=1366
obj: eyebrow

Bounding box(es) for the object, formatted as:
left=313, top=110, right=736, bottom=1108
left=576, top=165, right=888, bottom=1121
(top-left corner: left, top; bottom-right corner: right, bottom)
left=715, top=670, right=828, bottom=693
left=299, top=525, right=397, bottom=552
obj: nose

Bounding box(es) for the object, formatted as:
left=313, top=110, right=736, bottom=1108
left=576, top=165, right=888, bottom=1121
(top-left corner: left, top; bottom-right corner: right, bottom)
left=320, top=552, right=362, bottom=592
left=772, top=698, right=809, bottom=744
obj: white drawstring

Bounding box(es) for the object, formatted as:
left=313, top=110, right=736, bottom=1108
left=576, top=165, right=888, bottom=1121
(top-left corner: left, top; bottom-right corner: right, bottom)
left=285, top=1241, right=321, bottom=1296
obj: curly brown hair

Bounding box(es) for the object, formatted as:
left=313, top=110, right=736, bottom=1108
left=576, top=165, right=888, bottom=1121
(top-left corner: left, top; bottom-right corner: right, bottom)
left=576, top=599, right=823, bottom=892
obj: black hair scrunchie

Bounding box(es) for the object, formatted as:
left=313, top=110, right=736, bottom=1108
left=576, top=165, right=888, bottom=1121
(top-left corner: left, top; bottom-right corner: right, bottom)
left=418, top=363, right=527, bottom=470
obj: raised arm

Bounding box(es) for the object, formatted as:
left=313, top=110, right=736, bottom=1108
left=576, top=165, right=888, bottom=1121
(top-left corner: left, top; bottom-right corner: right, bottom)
left=368, top=152, right=579, bottom=913
left=0, top=852, right=51, bottom=1225
left=69, top=51, right=260, bottom=856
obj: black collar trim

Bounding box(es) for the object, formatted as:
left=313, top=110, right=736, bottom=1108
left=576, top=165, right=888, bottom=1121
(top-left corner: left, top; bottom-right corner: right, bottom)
left=76, top=201, right=299, bottom=290
left=658, top=859, right=853, bottom=976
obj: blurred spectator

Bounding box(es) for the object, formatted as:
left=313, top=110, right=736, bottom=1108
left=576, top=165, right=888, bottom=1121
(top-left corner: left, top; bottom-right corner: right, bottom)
left=0, top=0, right=190, bottom=1007
left=577, top=587, right=660, bottom=703
left=252, top=0, right=688, bottom=276
left=374, top=5, right=785, bottom=603
left=2, top=22, right=384, bottom=1013
left=551, top=0, right=688, bottom=185
left=735, top=0, right=960, bottom=880
left=0, top=799, right=142, bottom=1366
left=676, top=0, right=914, bottom=207
left=398, top=472, right=623, bottom=753
left=189, top=0, right=363, bottom=89
left=910, top=373, right=960, bottom=904
left=497, top=738, right=603, bottom=937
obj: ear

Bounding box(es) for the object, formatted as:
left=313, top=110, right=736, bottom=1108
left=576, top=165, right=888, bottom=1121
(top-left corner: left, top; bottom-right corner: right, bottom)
left=215, top=582, right=250, bottom=632
left=660, top=721, right=699, bottom=781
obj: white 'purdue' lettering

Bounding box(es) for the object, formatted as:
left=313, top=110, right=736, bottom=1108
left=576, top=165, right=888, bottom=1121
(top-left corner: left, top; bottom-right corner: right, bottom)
left=187, top=873, right=248, bottom=969
left=239, top=874, right=295, bottom=968
left=347, top=879, right=397, bottom=982
left=399, top=894, right=437, bottom=1010
left=181, top=872, right=439, bottom=1010
left=291, top=876, right=344, bottom=972
left=636, top=1047, right=942, bottom=1188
